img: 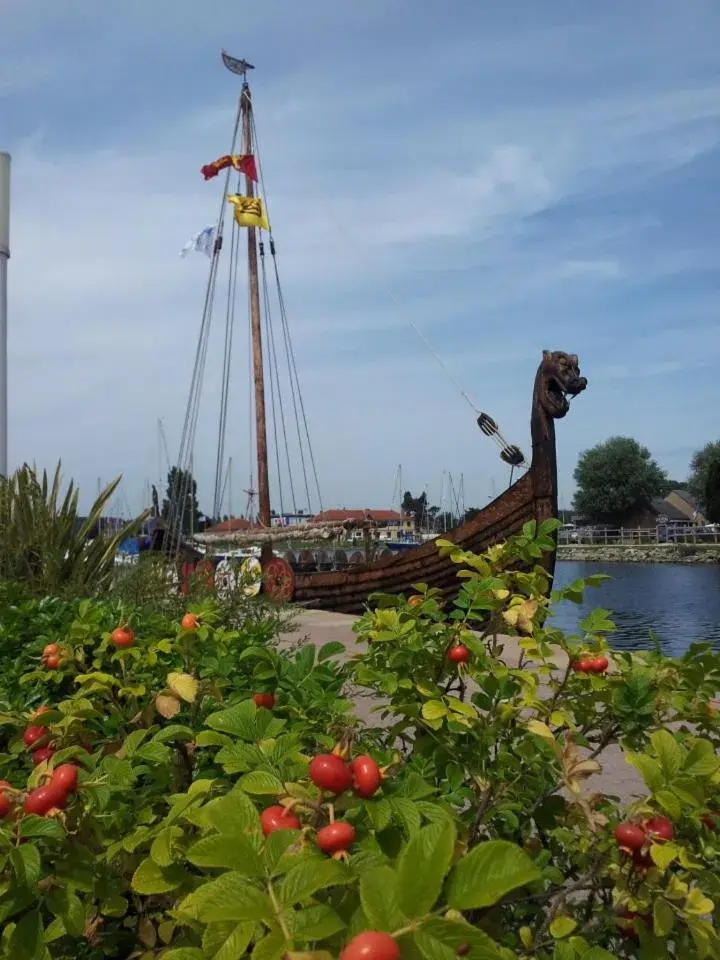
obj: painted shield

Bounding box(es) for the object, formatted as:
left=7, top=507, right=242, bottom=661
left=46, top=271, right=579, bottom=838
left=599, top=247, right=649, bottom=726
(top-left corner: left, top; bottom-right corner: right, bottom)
left=262, top=555, right=295, bottom=603
left=241, top=557, right=262, bottom=597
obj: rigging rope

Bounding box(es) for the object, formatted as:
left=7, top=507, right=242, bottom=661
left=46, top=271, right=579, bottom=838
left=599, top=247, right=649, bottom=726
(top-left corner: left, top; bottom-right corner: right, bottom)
left=251, top=109, right=325, bottom=514
left=300, top=188, right=527, bottom=471
left=260, top=243, right=292, bottom=515
left=166, top=95, right=244, bottom=554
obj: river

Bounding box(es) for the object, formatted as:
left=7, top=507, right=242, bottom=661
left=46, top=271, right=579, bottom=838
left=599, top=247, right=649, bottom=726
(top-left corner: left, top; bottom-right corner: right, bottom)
left=551, top=561, right=720, bottom=655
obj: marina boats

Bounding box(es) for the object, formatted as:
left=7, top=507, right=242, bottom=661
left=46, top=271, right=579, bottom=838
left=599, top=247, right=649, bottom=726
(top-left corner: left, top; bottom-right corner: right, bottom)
left=154, top=52, right=588, bottom=614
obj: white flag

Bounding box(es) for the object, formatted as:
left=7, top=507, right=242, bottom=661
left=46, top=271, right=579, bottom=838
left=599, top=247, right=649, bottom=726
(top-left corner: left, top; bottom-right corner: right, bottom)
left=179, top=225, right=215, bottom=258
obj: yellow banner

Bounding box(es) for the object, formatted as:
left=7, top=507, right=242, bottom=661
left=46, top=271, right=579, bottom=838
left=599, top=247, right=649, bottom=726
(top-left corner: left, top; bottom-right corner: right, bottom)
left=226, top=195, right=270, bottom=231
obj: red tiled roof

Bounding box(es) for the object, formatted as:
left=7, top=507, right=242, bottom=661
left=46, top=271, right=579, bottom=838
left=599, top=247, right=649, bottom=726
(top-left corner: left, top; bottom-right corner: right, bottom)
left=207, top=517, right=262, bottom=533
left=312, top=509, right=404, bottom=523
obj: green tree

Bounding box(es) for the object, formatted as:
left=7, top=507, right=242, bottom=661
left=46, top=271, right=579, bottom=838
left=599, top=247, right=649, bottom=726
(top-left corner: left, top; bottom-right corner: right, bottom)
left=162, top=466, right=203, bottom=535
left=572, top=435, right=668, bottom=524
left=688, top=440, right=720, bottom=523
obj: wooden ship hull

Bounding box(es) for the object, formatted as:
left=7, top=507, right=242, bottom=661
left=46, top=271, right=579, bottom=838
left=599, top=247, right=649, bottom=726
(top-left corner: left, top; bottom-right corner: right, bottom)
left=294, top=474, right=547, bottom=614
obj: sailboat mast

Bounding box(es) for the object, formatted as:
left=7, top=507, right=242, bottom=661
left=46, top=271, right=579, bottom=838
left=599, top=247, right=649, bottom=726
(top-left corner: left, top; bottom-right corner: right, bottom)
left=240, top=82, right=271, bottom=529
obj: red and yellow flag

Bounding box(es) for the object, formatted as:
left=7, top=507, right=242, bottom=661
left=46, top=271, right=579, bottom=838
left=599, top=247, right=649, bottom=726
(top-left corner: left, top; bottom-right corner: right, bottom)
left=201, top=154, right=258, bottom=182
left=226, top=195, right=270, bottom=231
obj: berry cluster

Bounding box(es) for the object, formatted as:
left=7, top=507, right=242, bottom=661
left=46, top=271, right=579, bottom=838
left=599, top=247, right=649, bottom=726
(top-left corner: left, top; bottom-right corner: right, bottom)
left=614, top=815, right=673, bottom=872
left=41, top=643, right=64, bottom=670
left=259, top=750, right=386, bottom=862
left=572, top=655, right=609, bottom=674
left=0, top=758, right=79, bottom=821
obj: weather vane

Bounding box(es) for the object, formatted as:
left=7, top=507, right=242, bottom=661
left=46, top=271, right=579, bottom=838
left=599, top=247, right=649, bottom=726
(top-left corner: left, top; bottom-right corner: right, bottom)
left=221, top=51, right=254, bottom=78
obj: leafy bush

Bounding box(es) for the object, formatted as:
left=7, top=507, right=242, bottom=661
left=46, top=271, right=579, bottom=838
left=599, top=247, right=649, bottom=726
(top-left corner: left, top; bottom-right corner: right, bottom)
left=0, top=463, right=147, bottom=597
left=0, top=520, right=718, bottom=959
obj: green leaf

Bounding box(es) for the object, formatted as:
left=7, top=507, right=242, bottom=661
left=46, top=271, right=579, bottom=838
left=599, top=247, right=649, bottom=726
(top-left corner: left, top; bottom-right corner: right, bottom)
left=45, top=887, right=85, bottom=937
left=389, top=797, right=422, bottom=836
left=625, top=753, right=663, bottom=792
left=414, top=918, right=501, bottom=960
left=685, top=887, right=714, bottom=916
left=18, top=815, right=65, bottom=841
left=205, top=700, right=261, bottom=740
left=153, top=724, right=196, bottom=743
left=318, top=641, right=346, bottom=662
left=422, top=700, right=448, bottom=721
left=251, top=932, right=287, bottom=960
left=653, top=898, right=675, bottom=937
left=446, top=840, right=541, bottom=910
left=288, top=905, right=346, bottom=941
left=581, top=950, right=619, bottom=960
left=397, top=819, right=456, bottom=918
left=202, top=921, right=254, bottom=960
left=683, top=739, right=720, bottom=778
left=205, top=788, right=262, bottom=837
left=131, top=857, right=188, bottom=895
left=9, top=909, right=44, bottom=960
left=180, top=872, right=273, bottom=923
left=150, top=828, right=176, bottom=868
left=136, top=741, right=171, bottom=764
left=549, top=916, right=577, bottom=939
left=650, top=730, right=684, bottom=780
left=649, top=842, right=681, bottom=871
left=10, top=845, right=41, bottom=888
left=160, top=951, right=205, bottom=960
left=239, top=770, right=284, bottom=795
left=279, top=856, right=353, bottom=906
left=360, top=865, right=405, bottom=932
left=655, top=789, right=683, bottom=820
left=187, top=834, right=264, bottom=876
left=264, top=829, right=304, bottom=875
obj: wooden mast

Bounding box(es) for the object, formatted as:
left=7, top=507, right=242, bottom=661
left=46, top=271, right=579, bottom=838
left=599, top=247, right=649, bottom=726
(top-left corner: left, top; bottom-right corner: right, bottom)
left=240, top=79, right=271, bottom=531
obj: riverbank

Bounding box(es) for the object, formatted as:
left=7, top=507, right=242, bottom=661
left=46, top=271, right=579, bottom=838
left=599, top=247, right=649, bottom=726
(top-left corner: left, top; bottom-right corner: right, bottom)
left=557, top=543, right=720, bottom=564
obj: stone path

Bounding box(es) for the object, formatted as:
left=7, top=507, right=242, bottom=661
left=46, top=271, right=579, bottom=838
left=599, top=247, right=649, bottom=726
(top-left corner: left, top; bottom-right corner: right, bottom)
left=283, top=609, right=644, bottom=804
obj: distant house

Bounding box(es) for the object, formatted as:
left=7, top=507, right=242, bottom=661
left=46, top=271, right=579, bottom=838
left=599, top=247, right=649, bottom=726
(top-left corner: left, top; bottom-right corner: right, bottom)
left=624, top=497, right=694, bottom=528
left=665, top=489, right=705, bottom=524
left=204, top=517, right=261, bottom=535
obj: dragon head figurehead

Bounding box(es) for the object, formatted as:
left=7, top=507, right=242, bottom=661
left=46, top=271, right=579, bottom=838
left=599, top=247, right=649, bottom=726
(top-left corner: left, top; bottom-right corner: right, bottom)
left=535, top=350, right=587, bottom=420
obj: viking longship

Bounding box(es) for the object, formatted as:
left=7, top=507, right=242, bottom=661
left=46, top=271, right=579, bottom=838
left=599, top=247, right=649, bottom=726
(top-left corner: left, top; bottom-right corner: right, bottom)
left=156, top=52, right=588, bottom=614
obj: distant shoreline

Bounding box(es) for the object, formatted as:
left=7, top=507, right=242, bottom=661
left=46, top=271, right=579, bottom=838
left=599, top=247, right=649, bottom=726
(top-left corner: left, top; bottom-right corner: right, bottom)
left=557, top=544, right=720, bottom=565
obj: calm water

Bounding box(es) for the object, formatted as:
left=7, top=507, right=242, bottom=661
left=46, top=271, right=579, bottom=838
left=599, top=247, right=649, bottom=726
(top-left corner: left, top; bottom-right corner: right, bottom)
left=551, top=561, right=720, bottom=655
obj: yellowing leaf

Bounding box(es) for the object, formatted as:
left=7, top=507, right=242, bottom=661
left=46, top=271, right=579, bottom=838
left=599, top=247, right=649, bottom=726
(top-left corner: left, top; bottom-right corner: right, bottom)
left=519, top=926, right=533, bottom=948
left=168, top=672, right=199, bottom=704
left=549, top=916, right=577, bottom=939
left=649, top=842, right=680, bottom=871
left=422, top=701, right=448, bottom=722
left=138, top=919, right=156, bottom=948
left=155, top=694, right=181, bottom=719
left=685, top=887, right=714, bottom=916
left=527, top=720, right=555, bottom=742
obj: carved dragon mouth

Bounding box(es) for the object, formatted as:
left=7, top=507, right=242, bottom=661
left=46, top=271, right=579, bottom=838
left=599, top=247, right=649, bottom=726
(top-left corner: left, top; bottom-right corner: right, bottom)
left=544, top=373, right=587, bottom=419
left=545, top=376, right=571, bottom=417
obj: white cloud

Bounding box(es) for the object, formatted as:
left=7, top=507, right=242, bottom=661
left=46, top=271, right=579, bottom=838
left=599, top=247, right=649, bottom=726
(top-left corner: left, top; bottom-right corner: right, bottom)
left=3, top=3, right=720, bottom=514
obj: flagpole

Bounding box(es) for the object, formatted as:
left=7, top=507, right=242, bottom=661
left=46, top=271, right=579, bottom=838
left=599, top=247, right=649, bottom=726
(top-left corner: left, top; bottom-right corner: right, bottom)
left=0, top=152, right=9, bottom=478
left=240, top=75, right=271, bottom=533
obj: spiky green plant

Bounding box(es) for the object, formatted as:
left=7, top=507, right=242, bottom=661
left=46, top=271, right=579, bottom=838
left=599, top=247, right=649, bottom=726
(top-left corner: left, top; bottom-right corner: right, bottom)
left=0, top=462, right=150, bottom=596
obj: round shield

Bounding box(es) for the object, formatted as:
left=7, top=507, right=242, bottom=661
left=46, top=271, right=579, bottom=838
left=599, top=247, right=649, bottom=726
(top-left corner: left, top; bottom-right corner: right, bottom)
left=262, top=555, right=295, bottom=603
left=214, top=558, right=238, bottom=598
left=241, top=556, right=262, bottom=597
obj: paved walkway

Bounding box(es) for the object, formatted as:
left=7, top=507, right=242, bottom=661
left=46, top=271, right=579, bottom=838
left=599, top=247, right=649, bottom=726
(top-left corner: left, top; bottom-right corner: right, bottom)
left=284, top=609, right=644, bottom=804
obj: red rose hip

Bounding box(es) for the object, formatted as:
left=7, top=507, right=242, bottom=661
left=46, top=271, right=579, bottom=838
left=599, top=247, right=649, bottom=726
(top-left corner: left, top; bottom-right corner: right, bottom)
left=260, top=804, right=301, bottom=836
left=351, top=755, right=382, bottom=799
left=614, top=822, right=646, bottom=851
left=24, top=784, right=67, bottom=816
left=644, top=815, right=673, bottom=842
left=22, top=725, right=47, bottom=748
left=51, top=763, right=79, bottom=794
left=317, top=820, right=356, bottom=855
left=253, top=692, right=275, bottom=709
left=340, top=932, right=400, bottom=960
left=447, top=644, right=470, bottom=664
left=32, top=746, right=55, bottom=766
left=309, top=754, right=353, bottom=795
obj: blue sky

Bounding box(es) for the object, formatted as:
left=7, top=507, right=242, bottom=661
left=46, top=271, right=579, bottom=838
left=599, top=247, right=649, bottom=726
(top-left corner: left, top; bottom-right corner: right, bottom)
left=2, top=0, right=720, bottom=518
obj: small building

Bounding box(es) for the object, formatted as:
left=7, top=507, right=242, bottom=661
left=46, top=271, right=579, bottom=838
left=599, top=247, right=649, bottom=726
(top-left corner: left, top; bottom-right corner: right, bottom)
left=624, top=498, right=694, bottom=529
left=204, top=517, right=262, bottom=535
left=664, top=489, right=705, bottom=525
